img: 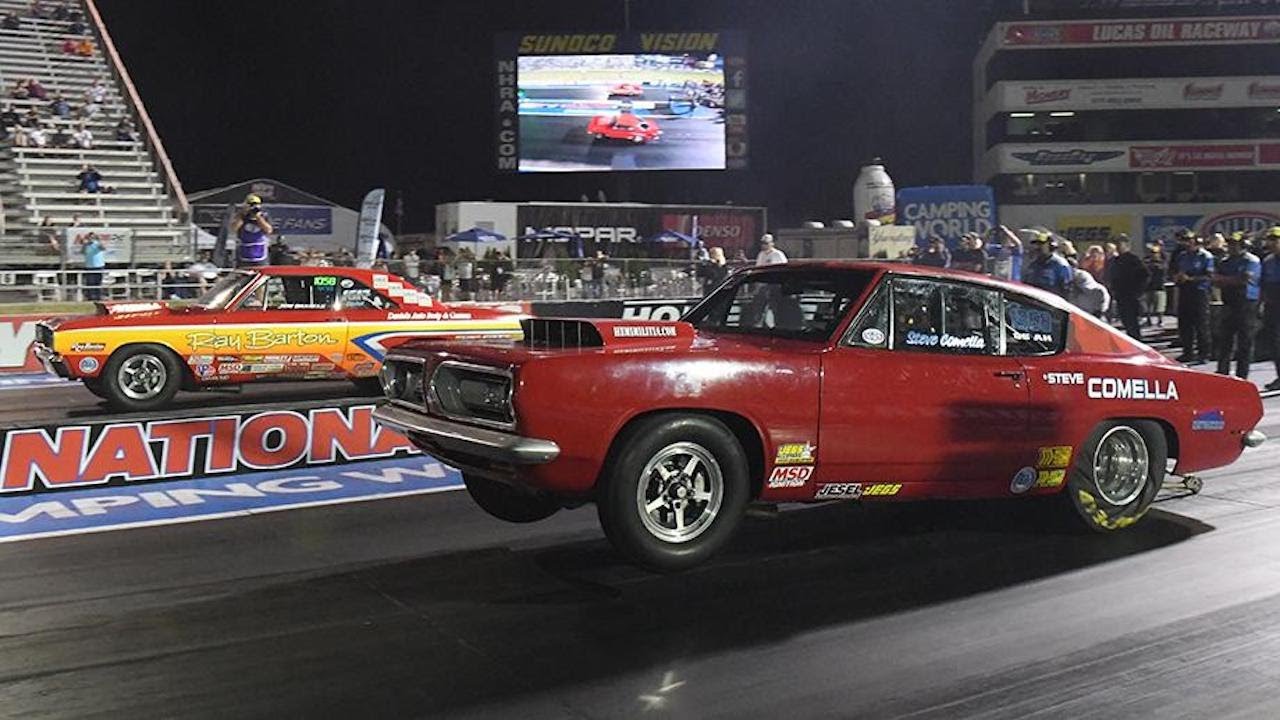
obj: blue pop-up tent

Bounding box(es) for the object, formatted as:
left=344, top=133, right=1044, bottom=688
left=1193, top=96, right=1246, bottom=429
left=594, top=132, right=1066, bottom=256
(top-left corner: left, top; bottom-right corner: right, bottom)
left=447, top=227, right=507, bottom=244
left=645, top=229, right=698, bottom=246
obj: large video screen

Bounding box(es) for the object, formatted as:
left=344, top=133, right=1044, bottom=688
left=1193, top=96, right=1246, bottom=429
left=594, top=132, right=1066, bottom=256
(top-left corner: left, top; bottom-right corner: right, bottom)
left=495, top=32, right=748, bottom=173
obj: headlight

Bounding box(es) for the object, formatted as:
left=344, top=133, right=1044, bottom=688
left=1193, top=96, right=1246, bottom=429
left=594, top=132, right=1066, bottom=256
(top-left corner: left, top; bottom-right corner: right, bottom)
left=380, top=357, right=426, bottom=404
left=428, top=361, right=514, bottom=429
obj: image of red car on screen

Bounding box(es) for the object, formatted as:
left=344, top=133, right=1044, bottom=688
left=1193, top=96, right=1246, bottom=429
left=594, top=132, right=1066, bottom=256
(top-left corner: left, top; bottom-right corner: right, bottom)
left=608, top=82, right=645, bottom=97
left=587, top=113, right=662, bottom=143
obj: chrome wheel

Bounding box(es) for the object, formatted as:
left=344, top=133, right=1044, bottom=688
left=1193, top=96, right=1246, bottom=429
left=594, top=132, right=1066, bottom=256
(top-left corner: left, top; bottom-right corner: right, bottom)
left=117, top=353, right=168, bottom=401
left=636, top=441, right=724, bottom=544
left=1092, top=426, right=1149, bottom=506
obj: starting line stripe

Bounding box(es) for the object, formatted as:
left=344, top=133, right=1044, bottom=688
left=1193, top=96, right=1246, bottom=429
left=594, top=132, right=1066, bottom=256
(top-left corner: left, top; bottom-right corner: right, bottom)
left=0, top=456, right=466, bottom=543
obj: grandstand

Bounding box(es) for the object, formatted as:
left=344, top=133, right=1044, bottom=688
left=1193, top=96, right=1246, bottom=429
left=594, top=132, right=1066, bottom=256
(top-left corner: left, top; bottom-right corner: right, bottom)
left=0, top=0, right=191, bottom=269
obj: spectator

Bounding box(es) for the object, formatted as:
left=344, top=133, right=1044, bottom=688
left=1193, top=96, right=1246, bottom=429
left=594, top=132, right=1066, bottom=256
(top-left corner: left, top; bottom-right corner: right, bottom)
left=79, top=100, right=101, bottom=120
left=29, top=1, right=49, bottom=20
left=400, top=249, right=421, bottom=284
left=335, top=247, right=355, bottom=266
left=1080, top=244, right=1107, bottom=282
left=455, top=247, right=475, bottom=299
left=2, top=12, right=20, bottom=30
left=1212, top=233, right=1262, bottom=379
left=702, top=246, right=729, bottom=292
left=21, top=107, right=38, bottom=127
left=1173, top=231, right=1215, bottom=364
left=76, top=163, right=102, bottom=192
left=27, top=123, right=48, bottom=148
left=1108, top=235, right=1150, bottom=339
left=27, top=78, right=47, bottom=100
left=11, top=124, right=30, bottom=147
left=51, top=2, right=70, bottom=21
left=230, top=193, right=272, bottom=267
left=84, top=80, right=106, bottom=105
left=950, top=232, right=987, bottom=273
left=493, top=250, right=513, bottom=296
left=39, top=217, right=59, bottom=255
left=1143, top=243, right=1167, bottom=328
left=1024, top=232, right=1072, bottom=297
left=114, top=117, right=138, bottom=142
left=731, top=248, right=749, bottom=265
left=755, top=233, right=787, bottom=266
left=48, top=92, right=70, bottom=118
left=73, top=36, right=93, bottom=57
left=49, top=123, right=70, bottom=148
left=268, top=235, right=293, bottom=265
left=187, top=250, right=219, bottom=295
left=987, top=225, right=1023, bottom=282
left=60, top=36, right=77, bottom=55
left=10, top=79, right=29, bottom=100
left=913, top=235, right=950, bottom=268
left=1069, top=264, right=1111, bottom=318
left=586, top=250, right=606, bottom=298
left=160, top=261, right=188, bottom=299
left=1261, top=227, right=1280, bottom=391
left=79, top=231, right=105, bottom=300
left=71, top=121, right=91, bottom=149
left=1206, top=233, right=1228, bottom=264
left=68, top=16, right=84, bottom=34
left=0, top=103, right=18, bottom=132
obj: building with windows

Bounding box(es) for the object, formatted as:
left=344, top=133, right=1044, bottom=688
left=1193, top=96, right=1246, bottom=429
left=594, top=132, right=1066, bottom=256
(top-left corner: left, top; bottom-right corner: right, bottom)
left=974, top=0, right=1280, bottom=247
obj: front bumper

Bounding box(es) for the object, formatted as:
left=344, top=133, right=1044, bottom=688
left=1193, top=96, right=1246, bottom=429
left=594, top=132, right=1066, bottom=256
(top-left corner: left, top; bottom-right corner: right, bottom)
left=32, top=343, right=69, bottom=378
left=372, top=403, right=560, bottom=465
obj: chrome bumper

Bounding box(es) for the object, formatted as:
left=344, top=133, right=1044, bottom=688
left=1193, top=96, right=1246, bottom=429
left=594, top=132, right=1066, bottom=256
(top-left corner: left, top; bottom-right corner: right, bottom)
left=32, top=343, right=67, bottom=377
left=1244, top=430, right=1267, bottom=448
left=372, top=403, right=560, bottom=465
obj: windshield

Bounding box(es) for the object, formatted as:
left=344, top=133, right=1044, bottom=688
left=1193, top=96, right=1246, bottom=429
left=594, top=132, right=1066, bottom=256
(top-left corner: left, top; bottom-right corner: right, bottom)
left=684, top=267, right=877, bottom=341
left=195, top=272, right=255, bottom=309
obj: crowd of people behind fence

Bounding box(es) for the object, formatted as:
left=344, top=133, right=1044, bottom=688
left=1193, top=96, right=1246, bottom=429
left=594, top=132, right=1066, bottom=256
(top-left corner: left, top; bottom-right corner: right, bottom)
left=908, top=224, right=1280, bottom=391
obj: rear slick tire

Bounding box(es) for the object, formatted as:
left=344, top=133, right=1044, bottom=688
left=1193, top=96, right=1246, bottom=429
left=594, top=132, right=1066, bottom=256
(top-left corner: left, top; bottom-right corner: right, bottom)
left=597, top=414, right=749, bottom=572
left=463, top=473, right=560, bottom=524
left=1063, top=420, right=1166, bottom=532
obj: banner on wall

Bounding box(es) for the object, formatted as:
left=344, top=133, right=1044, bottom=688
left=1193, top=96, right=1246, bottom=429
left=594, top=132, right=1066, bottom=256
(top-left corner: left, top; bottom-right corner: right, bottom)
left=1056, top=214, right=1133, bottom=245
left=896, top=185, right=997, bottom=247
left=1001, top=17, right=1280, bottom=48
left=997, top=77, right=1280, bottom=112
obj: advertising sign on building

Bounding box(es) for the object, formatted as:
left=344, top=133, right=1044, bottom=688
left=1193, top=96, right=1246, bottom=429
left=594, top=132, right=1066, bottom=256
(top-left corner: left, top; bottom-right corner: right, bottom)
left=995, top=76, right=1280, bottom=112
left=1001, top=17, right=1280, bottom=48
left=1143, top=215, right=1203, bottom=249
left=1129, top=144, right=1258, bottom=169
left=1056, top=214, right=1133, bottom=245
left=514, top=204, right=766, bottom=258
left=896, top=185, right=997, bottom=247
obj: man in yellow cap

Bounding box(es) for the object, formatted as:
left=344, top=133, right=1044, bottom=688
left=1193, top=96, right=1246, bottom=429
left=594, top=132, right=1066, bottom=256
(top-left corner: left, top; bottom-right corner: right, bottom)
left=230, top=193, right=274, bottom=267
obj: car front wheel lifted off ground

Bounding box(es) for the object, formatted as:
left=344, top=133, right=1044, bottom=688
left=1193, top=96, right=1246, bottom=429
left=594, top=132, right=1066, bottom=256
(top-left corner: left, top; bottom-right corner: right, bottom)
left=598, top=414, right=749, bottom=572
left=101, top=344, right=182, bottom=411
left=463, top=473, right=560, bottom=523
left=1064, top=419, right=1166, bottom=532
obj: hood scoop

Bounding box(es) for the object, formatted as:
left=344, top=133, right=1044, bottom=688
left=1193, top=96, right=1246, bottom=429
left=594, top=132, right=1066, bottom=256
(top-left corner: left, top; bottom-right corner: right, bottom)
left=520, top=318, right=693, bottom=350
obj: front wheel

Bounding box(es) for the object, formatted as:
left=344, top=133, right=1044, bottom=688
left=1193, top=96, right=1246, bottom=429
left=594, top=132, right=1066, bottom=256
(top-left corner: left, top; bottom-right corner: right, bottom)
left=597, top=414, right=749, bottom=572
left=101, top=344, right=182, bottom=411
left=1063, top=420, right=1167, bottom=532
left=463, top=473, right=560, bottom=523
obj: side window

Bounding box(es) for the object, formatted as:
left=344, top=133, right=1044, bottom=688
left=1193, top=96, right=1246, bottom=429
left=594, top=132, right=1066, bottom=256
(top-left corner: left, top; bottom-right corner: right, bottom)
left=892, top=278, right=998, bottom=355
left=335, top=278, right=394, bottom=310
left=1004, top=294, right=1067, bottom=355
left=240, top=275, right=339, bottom=311
left=846, top=283, right=889, bottom=348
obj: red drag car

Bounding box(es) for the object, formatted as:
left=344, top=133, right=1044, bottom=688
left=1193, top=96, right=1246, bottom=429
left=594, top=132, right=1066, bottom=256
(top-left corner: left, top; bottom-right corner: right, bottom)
left=607, top=82, right=645, bottom=97
left=587, top=113, right=661, bottom=143
left=374, top=262, right=1267, bottom=571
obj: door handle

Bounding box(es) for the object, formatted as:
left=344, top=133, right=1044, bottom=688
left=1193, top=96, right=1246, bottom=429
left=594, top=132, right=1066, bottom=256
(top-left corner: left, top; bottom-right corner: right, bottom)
left=994, top=370, right=1025, bottom=381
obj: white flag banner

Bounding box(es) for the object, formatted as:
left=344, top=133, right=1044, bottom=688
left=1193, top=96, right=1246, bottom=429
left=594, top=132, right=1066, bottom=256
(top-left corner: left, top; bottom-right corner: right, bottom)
left=355, top=188, right=386, bottom=269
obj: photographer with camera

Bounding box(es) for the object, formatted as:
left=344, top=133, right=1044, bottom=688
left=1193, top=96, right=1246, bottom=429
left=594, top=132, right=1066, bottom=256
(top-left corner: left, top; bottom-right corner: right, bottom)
left=231, top=193, right=274, bottom=267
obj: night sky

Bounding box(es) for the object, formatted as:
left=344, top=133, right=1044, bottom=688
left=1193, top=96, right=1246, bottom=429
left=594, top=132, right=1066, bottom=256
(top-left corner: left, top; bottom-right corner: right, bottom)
left=94, top=0, right=989, bottom=231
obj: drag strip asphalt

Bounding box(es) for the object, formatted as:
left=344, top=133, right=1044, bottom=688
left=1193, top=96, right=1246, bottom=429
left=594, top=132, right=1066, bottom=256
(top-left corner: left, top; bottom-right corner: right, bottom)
left=0, top=395, right=1276, bottom=718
